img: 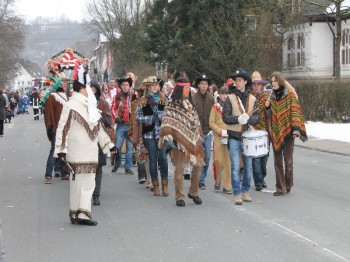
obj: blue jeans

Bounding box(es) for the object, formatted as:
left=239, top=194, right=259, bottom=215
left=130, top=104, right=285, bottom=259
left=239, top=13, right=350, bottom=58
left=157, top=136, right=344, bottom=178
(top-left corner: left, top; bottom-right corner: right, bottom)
left=252, top=154, right=269, bottom=187
left=114, top=124, right=133, bottom=171
left=143, top=138, right=168, bottom=181
left=45, top=132, right=66, bottom=177
left=199, top=134, right=213, bottom=184
left=228, top=138, right=253, bottom=195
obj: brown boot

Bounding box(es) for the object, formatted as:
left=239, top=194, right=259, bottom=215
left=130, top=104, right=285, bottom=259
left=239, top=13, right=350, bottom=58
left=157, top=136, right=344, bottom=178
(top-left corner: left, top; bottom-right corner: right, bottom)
left=152, top=180, right=160, bottom=196
left=161, top=179, right=169, bottom=196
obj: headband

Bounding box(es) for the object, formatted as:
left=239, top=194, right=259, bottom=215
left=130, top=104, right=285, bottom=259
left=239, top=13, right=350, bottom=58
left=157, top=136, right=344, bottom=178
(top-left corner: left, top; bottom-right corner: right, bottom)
left=176, top=82, right=190, bottom=87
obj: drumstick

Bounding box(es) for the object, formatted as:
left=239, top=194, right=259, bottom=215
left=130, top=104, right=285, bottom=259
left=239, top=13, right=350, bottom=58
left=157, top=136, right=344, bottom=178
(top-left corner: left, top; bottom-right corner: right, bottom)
left=247, top=107, right=259, bottom=115
left=237, top=96, right=245, bottom=113
left=267, top=90, right=273, bottom=102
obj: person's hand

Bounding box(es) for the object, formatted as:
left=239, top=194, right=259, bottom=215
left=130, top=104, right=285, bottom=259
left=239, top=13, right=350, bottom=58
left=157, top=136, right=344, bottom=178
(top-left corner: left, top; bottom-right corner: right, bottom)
left=166, top=140, right=175, bottom=153
left=241, top=113, right=250, bottom=121
left=57, top=153, right=66, bottom=162
left=221, top=130, right=228, bottom=137
left=238, top=114, right=248, bottom=125
left=109, top=146, right=118, bottom=155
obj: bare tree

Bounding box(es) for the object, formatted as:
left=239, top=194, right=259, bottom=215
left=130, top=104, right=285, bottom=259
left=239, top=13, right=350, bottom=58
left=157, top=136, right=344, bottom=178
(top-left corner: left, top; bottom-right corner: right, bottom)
left=85, top=0, right=147, bottom=76
left=0, top=0, right=24, bottom=86
left=303, top=0, right=350, bottom=80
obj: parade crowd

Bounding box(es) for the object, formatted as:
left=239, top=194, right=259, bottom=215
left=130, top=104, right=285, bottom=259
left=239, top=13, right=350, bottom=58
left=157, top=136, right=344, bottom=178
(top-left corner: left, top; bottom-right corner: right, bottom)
left=0, top=65, right=308, bottom=227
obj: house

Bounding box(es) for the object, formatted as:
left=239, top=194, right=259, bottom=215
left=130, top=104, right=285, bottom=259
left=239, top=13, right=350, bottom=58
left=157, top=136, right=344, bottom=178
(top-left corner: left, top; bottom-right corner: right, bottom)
left=282, top=0, right=350, bottom=79
left=90, top=33, right=118, bottom=82
left=10, top=60, right=43, bottom=90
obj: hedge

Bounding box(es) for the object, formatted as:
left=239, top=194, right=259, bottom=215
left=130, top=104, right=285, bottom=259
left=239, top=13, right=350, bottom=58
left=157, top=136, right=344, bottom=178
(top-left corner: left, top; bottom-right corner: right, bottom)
left=293, top=81, right=350, bottom=123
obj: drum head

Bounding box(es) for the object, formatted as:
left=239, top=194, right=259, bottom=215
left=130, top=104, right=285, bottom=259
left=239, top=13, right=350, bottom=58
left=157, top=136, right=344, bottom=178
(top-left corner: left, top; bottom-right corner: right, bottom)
left=242, top=130, right=268, bottom=138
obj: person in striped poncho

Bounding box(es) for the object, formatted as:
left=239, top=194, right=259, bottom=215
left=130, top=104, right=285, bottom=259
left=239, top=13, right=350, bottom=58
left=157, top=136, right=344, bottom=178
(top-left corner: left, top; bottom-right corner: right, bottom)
left=265, top=71, right=307, bottom=196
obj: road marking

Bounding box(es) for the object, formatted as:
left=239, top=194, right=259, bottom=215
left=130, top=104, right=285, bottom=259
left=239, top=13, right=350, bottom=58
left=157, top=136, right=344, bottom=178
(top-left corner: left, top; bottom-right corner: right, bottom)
left=261, top=189, right=274, bottom=194
left=230, top=201, right=350, bottom=261
left=270, top=220, right=349, bottom=261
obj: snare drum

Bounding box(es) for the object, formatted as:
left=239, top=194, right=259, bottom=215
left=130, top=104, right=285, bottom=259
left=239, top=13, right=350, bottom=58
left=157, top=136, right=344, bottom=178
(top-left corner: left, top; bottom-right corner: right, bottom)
left=241, top=130, right=269, bottom=158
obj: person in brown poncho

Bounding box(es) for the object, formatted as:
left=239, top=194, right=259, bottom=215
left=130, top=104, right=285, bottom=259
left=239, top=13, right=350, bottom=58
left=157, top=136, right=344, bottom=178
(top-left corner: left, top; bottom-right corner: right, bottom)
left=159, top=77, right=204, bottom=207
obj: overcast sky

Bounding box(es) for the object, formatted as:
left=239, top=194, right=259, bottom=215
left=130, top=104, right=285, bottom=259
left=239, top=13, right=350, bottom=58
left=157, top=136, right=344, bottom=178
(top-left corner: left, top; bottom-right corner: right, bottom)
left=14, top=0, right=88, bottom=22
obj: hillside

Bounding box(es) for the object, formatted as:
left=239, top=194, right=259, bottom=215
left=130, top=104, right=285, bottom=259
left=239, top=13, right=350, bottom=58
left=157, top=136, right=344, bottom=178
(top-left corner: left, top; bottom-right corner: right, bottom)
left=21, top=19, right=96, bottom=70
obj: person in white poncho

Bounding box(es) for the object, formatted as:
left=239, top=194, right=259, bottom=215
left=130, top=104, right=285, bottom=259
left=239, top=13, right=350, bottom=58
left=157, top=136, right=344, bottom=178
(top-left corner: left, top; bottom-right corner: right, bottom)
left=54, top=61, right=117, bottom=226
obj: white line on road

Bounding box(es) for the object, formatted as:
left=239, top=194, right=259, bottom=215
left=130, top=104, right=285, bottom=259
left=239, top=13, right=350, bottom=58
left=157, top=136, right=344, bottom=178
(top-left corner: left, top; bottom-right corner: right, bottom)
left=6, top=123, right=14, bottom=129
left=270, top=220, right=349, bottom=261
left=157, top=166, right=348, bottom=260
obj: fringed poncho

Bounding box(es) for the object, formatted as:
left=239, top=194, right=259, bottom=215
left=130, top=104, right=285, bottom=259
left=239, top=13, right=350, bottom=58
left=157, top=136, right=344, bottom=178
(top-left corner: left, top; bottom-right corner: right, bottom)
left=159, top=99, right=204, bottom=166
left=268, top=89, right=307, bottom=153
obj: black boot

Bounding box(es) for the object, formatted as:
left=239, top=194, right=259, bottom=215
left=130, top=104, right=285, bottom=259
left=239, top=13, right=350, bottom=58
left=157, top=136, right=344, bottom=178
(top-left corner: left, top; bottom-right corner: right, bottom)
left=77, top=218, right=98, bottom=226
left=176, top=200, right=185, bottom=207
left=92, top=195, right=100, bottom=206
left=188, top=194, right=202, bottom=205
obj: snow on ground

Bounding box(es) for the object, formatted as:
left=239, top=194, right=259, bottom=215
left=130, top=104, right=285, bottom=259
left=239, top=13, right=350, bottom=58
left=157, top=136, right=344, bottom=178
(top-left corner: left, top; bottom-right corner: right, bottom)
left=306, top=122, right=350, bottom=143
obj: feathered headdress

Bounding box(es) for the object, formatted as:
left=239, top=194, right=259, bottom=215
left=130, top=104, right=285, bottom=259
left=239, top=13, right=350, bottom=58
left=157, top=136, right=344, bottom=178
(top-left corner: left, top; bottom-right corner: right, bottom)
left=72, top=60, right=90, bottom=85
left=72, top=60, right=100, bottom=127
left=41, top=75, right=62, bottom=104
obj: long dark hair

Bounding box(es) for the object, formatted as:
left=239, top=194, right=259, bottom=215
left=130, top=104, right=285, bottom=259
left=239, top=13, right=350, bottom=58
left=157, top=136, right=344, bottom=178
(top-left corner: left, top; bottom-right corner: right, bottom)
left=171, top=77, right=195, bottom=109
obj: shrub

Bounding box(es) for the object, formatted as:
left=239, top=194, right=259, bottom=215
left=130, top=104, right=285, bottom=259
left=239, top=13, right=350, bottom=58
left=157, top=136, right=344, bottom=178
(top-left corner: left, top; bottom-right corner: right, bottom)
left=292, top=80, right=350, bottom=123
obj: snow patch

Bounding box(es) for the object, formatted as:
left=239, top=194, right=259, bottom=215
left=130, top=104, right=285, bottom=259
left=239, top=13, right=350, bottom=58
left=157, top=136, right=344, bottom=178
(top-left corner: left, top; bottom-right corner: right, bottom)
left=306, top=122, right=350, bottom=143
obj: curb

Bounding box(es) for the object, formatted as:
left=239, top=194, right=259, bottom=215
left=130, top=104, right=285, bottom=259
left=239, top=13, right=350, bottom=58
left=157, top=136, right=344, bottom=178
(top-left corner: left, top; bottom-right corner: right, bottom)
left=295, top=144, right=350, bottom=157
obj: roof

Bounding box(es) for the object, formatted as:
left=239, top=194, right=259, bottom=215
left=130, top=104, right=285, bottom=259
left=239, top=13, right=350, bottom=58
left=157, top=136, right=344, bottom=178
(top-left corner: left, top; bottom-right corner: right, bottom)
left=326, top=0, right=350, bottom=14
left=19, top=59, right=43, bottom=78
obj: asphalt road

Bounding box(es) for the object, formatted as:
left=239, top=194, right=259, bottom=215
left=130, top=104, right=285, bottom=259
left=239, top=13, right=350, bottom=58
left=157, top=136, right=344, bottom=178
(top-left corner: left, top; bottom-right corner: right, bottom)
left=0, top=113, right=349, bottom=262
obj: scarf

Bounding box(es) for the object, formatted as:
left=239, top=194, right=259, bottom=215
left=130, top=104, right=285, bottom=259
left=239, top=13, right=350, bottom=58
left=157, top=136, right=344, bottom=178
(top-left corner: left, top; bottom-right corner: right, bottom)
left=146, top=90, right=159, bottom=108
left=122, top=92, right=130, bottom=123
left=159, top=99, right=204, bottom=166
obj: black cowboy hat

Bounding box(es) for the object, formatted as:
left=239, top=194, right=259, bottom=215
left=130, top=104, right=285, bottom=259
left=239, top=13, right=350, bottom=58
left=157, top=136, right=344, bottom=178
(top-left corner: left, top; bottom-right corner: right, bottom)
left=194, top=73, right=211, bottom=87
left=117, top=76, right=133, bottom=87
left=230, top=68, right=252, bottom=86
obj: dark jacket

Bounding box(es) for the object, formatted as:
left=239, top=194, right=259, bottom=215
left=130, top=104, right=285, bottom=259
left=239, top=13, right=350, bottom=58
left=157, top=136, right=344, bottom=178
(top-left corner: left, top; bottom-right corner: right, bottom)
left=192, top=91, right=215, bottom=135
left=0, top=94, right=6, bottom=121
left=222, top=89, right=260, bottom=140
left=44, top=91, right=67, bottom=141
left=93, top=81, right=113, bottom=167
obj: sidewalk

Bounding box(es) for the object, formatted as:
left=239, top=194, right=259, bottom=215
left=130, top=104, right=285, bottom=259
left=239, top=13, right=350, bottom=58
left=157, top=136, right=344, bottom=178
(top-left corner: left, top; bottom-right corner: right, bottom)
left=295, top=137, right=350, bottom=157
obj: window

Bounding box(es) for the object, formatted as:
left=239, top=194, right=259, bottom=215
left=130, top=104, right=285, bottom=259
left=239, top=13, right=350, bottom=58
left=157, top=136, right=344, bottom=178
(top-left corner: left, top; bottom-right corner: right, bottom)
left=286, top=32, right=305, bottom=68
left=288, top=37, right=295, bottom=50
left=284, top=0, right=301, bottom=13
left=287, top=54, right=291, bottom=67
left=341, top=29, right=350, bottom=65
left=301, top=52, right=305, bottom=66
left=297, top=34, right=304, bottom=49
left=296, top=33, right=305, bottom=66
left=287, top=52, right=295, bottom=68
